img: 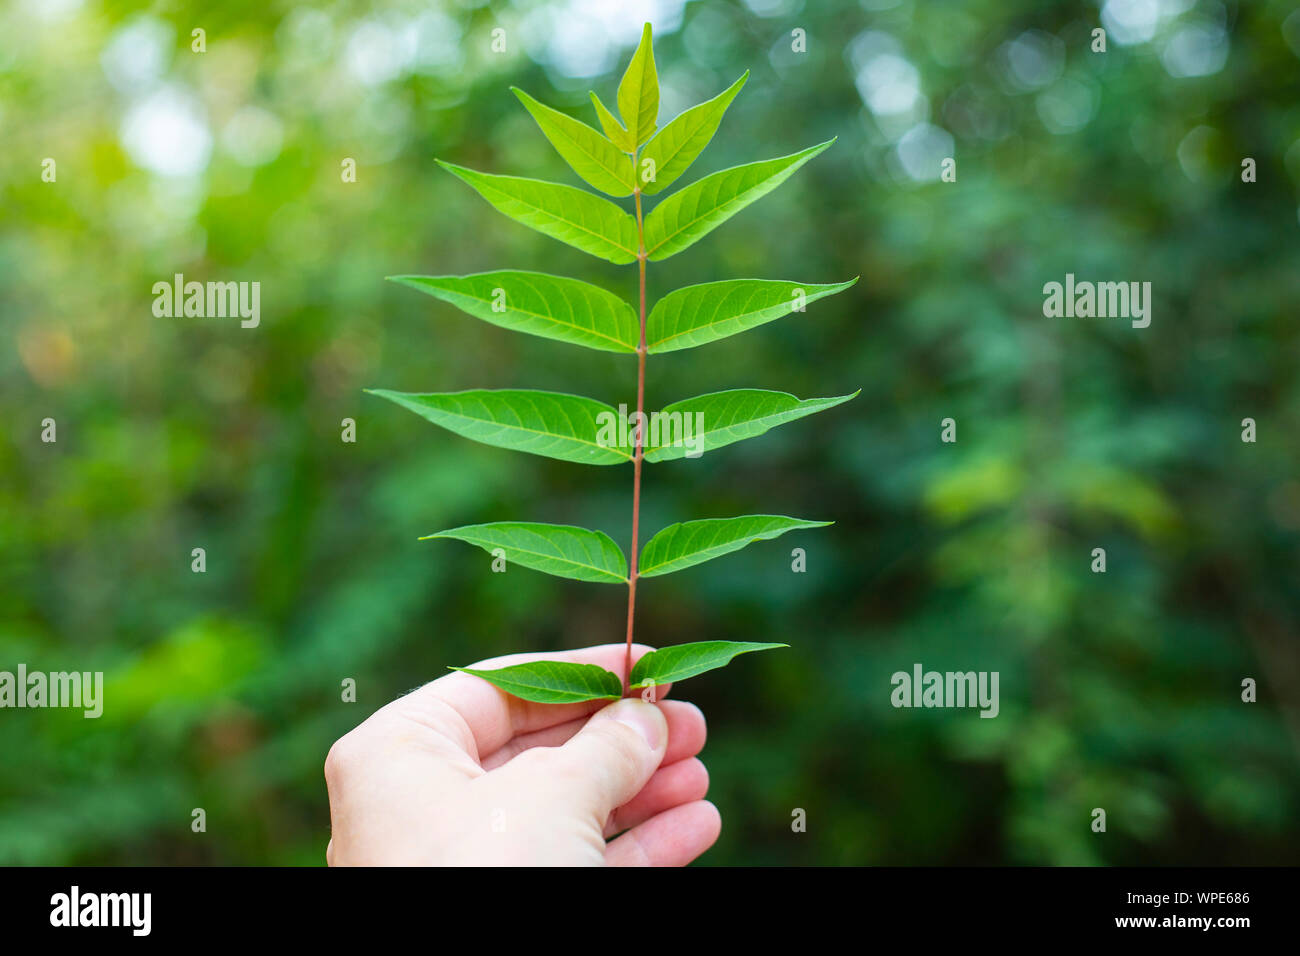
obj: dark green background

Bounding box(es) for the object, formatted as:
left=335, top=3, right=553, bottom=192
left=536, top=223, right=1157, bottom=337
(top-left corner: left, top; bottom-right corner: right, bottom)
left=2, top=0, right=1298, bottom=865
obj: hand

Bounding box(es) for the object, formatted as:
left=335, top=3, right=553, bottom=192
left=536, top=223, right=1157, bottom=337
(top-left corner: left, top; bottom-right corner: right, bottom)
left=324, top=643, right=720, bottom=866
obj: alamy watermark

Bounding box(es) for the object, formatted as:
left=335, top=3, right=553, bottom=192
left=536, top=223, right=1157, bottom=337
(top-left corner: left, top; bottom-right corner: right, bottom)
left=50, top=886, right=150, bottom=936
left=890, top=663, right=999, bottom=718
left=152, top=273, right=260, bottom=328
left=1042, top=273, right=1151, bottom=328
left=0, top=664, right=103, bottom=718
left=596, top=405, right=706, bottom=458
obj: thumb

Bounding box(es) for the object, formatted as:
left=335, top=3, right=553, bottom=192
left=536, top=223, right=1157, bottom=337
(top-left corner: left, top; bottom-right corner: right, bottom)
left=532, top=698, right=668, bottom=821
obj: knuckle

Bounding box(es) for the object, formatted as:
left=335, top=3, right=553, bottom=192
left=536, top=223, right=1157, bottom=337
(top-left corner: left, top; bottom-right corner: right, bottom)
left=323, top=733, right=361, bottom=783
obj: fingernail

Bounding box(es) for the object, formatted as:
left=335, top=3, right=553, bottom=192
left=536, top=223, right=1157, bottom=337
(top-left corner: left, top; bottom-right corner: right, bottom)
left=607, top=699, right=663, bottom=751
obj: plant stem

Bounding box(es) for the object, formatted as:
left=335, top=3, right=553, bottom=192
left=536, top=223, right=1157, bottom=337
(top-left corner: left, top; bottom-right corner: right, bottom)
left=624, top=179, right=647, bottom=693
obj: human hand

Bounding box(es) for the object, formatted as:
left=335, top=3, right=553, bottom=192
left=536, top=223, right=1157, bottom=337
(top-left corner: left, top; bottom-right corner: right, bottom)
left=324, top=643, right=720, bottom=866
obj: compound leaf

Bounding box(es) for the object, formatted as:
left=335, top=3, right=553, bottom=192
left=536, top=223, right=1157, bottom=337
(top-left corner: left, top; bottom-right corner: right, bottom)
left=512, top=87, right=635, bottom=196
left=647, top=277, right=857, bottom=353
left=643, top=139, right=834, bottom=261
left=437, top=160, right=638, bottom=264
left=639, top=71, right=748, bottom=195
left=388, top=272, right=638, bottom=353
left=629, top=640, right=788, bottom=689
left=644, top=388, right=859, bottom=462
left=639, top=515, right=831, bottom=577
left=365, top=388, right=633, bottom=465
left=453, top=660, right=623, bottom=703
left=423, top=521, right=628, bottom=583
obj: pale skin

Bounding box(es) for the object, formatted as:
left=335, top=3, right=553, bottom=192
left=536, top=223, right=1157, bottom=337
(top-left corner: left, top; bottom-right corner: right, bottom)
left=324, top=643, right=721, bottom=866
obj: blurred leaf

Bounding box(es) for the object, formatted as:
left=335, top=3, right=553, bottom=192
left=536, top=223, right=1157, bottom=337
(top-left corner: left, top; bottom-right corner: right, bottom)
left=103, top=617, right=264, bottom=723
left=924, top=457, right=1024, bottom=523
left=1058, top=463, right=1179, bottom=539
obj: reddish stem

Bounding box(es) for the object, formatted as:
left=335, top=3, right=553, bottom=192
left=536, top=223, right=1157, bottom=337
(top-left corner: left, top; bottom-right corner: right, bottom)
left=624, top=183, right=647, bottom=693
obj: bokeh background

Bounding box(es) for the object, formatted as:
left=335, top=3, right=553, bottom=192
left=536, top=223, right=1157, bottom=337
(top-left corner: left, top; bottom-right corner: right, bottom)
left=3, top=0, right=1299, bottom=866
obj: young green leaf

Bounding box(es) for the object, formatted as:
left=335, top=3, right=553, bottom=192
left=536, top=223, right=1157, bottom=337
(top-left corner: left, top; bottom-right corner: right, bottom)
left=437, top=161, right=638, bottom=264
left=647, top=277, right=858, bottom=353
left=617, top=23, right=658, bottom=147
left=365, top=388, right=633, bottom=464
left=423, top=522, right=628, bottom=583
left=589, top=91, right=634, bottom=152
left=644, top=388, right=859, bottom=463
left=642, top=139, right=835, bottom=261
left=629, top=641, right=788, bottom=689
left=639, top=71, right=748, bottom=195
left=639, top=515, right=831, bottom=577
left=512, top=88, right=636, bottom=196
left=388, top=272, right=639, bottom=354
left=453, top=660, right=623, bottom=703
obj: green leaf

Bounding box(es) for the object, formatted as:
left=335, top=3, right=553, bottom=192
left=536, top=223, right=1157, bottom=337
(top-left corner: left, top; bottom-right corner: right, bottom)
left=639, top=515, right=831, bottom=577
left=365, top=388, right=633, bottom=465
left=647, top=277, right=858, bottom=353
left=617, top=23, right=658, bottom=147
left=423, top=521, right=628, bottom=583
left=512, top=88, right=635, bottom=196
left=639, top=71, right=747, bottom=195
left=453, top=660, right=623, bottom=703
left=643, top=139, right=835, bottom=261
left=644, top=388, right=859, bottom=463
left=437, top=160, right=638, bottom=264
left=590, top=91, right=634, bottom=153
left=629, top=641, right=788, bottom=688
left=388, top=272, right=638, bottom=354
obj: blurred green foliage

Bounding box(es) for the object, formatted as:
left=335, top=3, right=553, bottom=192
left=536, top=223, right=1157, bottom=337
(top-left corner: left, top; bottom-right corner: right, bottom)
left=2, top=0, right=1298, bottom=865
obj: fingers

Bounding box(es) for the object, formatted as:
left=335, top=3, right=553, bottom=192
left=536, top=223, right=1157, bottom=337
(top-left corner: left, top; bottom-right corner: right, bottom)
left=480, top=698, right=702, bottom=771
left=604, top=800, right=722, bottom=867
left=497, top=698, right=668, bottom=822
left=390, top=644, right=664, bottom=762
left=604, top=757, right=709, bottom=838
